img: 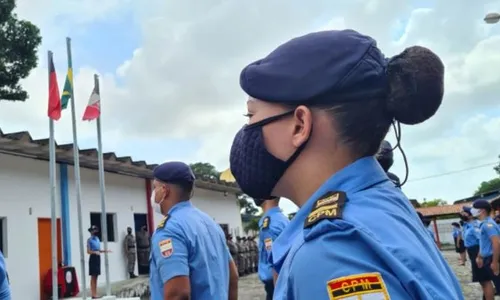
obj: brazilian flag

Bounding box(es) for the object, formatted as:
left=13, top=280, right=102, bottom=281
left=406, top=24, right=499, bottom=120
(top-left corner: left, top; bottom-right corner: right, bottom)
left=61, top=55, right=73, bottom=110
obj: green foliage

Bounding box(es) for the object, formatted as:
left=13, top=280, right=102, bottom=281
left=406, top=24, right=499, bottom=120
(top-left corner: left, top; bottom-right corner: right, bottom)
left=0, top=0, right=42, bottom=101
left=420, top=199, right=447, bottom=207
left=474, top=178, right=500, bottom=196
left=244, top=217, right=260, bottom=233
left=494, top=155, right=500, bottom=176
left=189, top=162, right=220, bottom=180
left=238, top=194, right=259, bottom=215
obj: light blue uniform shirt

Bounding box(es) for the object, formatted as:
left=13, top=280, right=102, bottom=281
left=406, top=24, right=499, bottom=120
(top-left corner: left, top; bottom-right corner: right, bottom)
left=271, top=157, right=463, bottom=300
left=87, top=236, right=101, bottom=251
left=0, top=251, right=11, bottom=299
left=463, top=221, right=480, bottom=248
left=479, top=217, right=500, bottom=257
left=426, top=227, right=435, bottom=241
left=149, top=201, right=231, bottom=300
left=258, top=207, right=289, bottom=282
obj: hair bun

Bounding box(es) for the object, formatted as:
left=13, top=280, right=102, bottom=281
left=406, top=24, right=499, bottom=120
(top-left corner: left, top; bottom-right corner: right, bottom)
left=386, top=46, right=445, bottom=125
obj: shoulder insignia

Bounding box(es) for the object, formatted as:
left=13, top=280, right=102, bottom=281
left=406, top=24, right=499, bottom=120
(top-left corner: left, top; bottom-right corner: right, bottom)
left=159, top=238, right=173, bottom=258
left=262, top=216, right=270, bottom=229
left=327, top=272, right=389, bottom=300
left=156, top=214, right=170, bottom=230
left=304, top=191, right=346, bottom=228
left=487, top=223, right=494, bottom=228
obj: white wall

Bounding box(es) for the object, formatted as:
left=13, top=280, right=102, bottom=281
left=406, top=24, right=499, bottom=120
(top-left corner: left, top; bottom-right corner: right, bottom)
left=152, top=188, right=243, bottom=236
left=0, top=153, right=61, bottom=300
left=67, top=165, right=147, bottom=289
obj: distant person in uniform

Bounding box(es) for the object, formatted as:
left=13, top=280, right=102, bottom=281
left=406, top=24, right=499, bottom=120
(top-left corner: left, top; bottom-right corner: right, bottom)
left=124, top=226, right=137, bottom=278
left=235, top=236, right=244, bottom=276
left=461, top=206, right=492, bottom=299
left=250, top=236, right=258, bottom=272
left=149, top=161, right=238, bottom=300
left=226, top=233, right=239, bottom=270
left=0, top=250, right=11, bottom=299
left=136, top=225, right=150, bottom=274
left=472, top=200, right=500, bottom=300
left=376, top=140, right=401, bottom=186
left=87, top=225, right=111, bottom=299
left=452, top=222, right=466, bottom=265
left=242, top=237, right=249, bottom=274
left=255, top=197, right=289, bottom=300
left=229, top=29, right=463, bottom=299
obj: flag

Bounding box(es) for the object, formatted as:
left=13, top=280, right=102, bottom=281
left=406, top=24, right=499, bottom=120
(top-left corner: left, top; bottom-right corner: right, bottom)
left=60, top=52, right=73, bottom=109
left=47, top=52, right=61, bottom=121
left=82, top=77, right=100, bottom=121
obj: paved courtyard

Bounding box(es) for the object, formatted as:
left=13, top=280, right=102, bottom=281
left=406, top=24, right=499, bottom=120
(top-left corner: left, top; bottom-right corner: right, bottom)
left=237, top=250, right=486, bottom=299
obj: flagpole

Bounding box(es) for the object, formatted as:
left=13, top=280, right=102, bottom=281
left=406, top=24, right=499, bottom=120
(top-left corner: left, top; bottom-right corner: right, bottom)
left=48, top=50, right=59, bottom=300
left=66, top=37, right=88, bottom=299
left=95, top=74, right=111, bottom=295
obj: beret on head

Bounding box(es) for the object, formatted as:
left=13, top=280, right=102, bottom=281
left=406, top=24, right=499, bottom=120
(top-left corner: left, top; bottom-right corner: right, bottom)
left=153, top=161, right=195, bottom=184
left=240, top=29, right=445, bottom=125
left=473, top=199, right=491, bottom=210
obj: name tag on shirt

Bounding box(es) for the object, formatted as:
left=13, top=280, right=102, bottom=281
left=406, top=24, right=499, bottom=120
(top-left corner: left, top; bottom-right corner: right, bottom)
left=327, top=273, right=389, bottom=300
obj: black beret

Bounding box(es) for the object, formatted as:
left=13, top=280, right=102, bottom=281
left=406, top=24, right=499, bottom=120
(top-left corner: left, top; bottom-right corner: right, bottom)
left=153, top=161, right=195, bottom=184
left=473, top=199, right=491, bottom=210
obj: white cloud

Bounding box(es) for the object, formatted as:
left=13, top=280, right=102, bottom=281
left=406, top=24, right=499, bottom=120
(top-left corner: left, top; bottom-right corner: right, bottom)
left=1, top=0, right=500, bottom=213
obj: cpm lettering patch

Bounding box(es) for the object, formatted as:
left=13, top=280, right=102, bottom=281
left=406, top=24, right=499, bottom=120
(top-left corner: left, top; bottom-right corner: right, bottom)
left=326, top=273, right=389, bottom=300
left=159, top=238, right=174, bottom=258
left=304, top=191, right=346, bottom=228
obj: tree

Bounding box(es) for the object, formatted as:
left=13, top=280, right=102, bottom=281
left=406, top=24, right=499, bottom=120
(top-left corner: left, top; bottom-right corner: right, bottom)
left=494, top=155, right=500, bottom=176
left=474, top=178, right=500, bottom=196
left=0, top=0, right=42, bottom=101
left=420, top=199, right=447, bottom=208
left=238, top=194, right=259, bottom=215
left=189, top=162, right=220, bottom=180
left=244, top=217, right=260, bottom=234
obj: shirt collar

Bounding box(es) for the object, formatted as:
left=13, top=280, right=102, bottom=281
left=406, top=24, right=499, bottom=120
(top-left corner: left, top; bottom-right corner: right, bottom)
left=271, top=156, right=388, bottom=269
left=259, top=207, right=282, bottom=225
left=168, top=200, right=192, bottom=215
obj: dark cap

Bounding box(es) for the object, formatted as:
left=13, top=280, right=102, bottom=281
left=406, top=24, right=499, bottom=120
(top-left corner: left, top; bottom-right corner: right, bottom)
left=451, top=222, right=460, bottom=227
left=473, top=199, right=491, bottom=210
left=240, top=30, right=387, bottom=105
left=88, top=225, right=99, bottom=232
left=153, top=161, right=195, bottom=184
left=462, top=206, right=472, bottom=214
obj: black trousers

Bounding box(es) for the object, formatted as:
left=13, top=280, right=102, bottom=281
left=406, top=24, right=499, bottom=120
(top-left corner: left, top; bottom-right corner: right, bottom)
left=483, top=256, right=500, bottom=294
left=264, top=280, right=274, bottom=300
left=88, top=254, right=101, bottom=276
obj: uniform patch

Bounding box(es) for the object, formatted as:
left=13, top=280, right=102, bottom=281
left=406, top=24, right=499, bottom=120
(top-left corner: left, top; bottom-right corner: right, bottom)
left=262, top=217, right=270, bottom=229
left=156, top=214, right=170, bottom=230
left=159, top=238, right=173, bottom=258
left=304, top=191, right=346, bottom=228
left=326, top=273, right=389, bottom=300
left=264, top=238, right=272, bottom=251
left=487, top=223, right=494, bottom=228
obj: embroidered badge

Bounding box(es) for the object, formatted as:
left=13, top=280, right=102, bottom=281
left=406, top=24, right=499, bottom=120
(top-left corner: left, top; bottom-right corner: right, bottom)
left=327, top=272, right=389, bottom=300
left=304, top=191, right=346, bottom=228
left=264, top=238, right=272, bottom=251
left=262, top=217, right=270, bottom=229
left=159, top=238, right=173, bottom=258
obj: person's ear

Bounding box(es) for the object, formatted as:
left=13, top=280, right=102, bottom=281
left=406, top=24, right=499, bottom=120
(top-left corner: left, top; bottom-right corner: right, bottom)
left=291, top=105, right=313, bottom=148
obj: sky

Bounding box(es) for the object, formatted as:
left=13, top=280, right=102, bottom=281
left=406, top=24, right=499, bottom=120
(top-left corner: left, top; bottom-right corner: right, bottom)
left=1, top=0, right=500, bottom=214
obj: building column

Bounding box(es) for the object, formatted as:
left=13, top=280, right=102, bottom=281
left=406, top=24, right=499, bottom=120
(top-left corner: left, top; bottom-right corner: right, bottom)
left=145, top=179, right=154, bottom=235
left=432, top=217, right=441, bottom=250
left=59, top=163, right=71, bottom=265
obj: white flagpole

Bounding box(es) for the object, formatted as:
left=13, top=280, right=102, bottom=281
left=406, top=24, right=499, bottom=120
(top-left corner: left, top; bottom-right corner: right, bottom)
left=48, top=50, right=59, bottom=300
left=94, top=74, right=111, bottom=295
left=66, top=37, right=88, bottom=299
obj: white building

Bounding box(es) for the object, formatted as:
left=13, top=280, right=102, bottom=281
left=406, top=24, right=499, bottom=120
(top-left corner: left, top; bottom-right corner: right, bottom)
left=0, top=129, right=242, bottom=300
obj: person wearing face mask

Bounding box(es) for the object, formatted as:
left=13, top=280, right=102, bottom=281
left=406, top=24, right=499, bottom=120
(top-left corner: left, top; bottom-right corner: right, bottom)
left=452, top=222, right=466, bottom=266
left=376, top=140, right=401, bottom=187
left=472, top=200, right=500, bottom=299
left=256, top=197, right=289, bottom=300
left=87, top=225, right=112, bottom=299
left=229, top=29, right=462, bottom=299
left=124, top=226, right=138, bottom=279
left=148, top=161, right=238, bottom=300
left=136, top=225, right=150, bottom=275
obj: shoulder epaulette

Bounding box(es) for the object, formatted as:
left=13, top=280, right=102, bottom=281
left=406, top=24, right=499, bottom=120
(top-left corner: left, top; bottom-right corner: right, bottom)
left=261, top=216, right=270, bottom=230
left=304, top=191, right=346, bottom=228
left=156, top=214, right=170, bottom=230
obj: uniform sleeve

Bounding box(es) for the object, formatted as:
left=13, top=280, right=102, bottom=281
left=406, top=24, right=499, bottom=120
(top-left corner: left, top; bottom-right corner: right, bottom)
left=288, top=222, right=418, bottom=300
left=153, top=226, right=190, bottom=284
left=484, top=223, right=499, bottom=239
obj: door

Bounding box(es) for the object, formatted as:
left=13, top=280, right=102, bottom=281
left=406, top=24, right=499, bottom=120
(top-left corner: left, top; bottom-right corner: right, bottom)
left=38, top=218, right=62, bottom=300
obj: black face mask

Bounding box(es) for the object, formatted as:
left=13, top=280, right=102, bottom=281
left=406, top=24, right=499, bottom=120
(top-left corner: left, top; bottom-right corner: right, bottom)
left=127, top=230, right=132, bottom=234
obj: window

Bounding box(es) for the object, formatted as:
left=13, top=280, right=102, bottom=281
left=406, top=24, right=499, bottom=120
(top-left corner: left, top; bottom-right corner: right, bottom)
left=0, top=218, right=6, bottom=257
left=89, top=213, right=117, bottom=242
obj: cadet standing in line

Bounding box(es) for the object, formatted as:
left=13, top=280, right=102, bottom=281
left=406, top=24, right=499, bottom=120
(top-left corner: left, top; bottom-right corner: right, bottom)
left=124, top=226, right=138, bottom=278
left=229, top=29, right=463, bottom=299
left=236, top=236, right=244, bottom=276
left=226, top=233, right=239, bottom=271
left=136, top=225, right=150, bottom=275
left=0, top=250, right=11, bottom=299
left=242, top=237, right=249, bottom=274
left=460, top=206, right=492, bottom=299
left=472, top=200, right=500, bottom=300
left=452, top=222, right=466, bottom=265
left=149, top=161, right=238, bottom=300
left=255, top=197, right=289, bottom=300
left=250, top=236, right=258, bottom=272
